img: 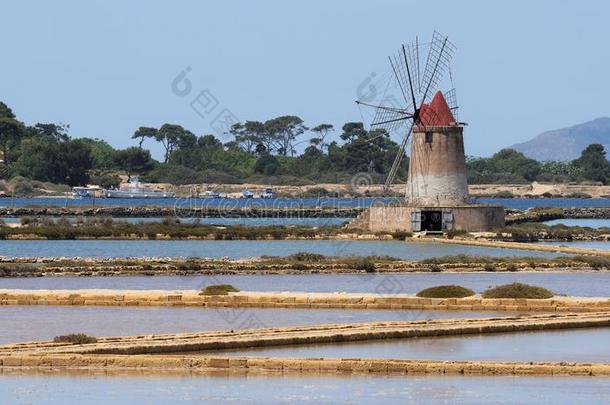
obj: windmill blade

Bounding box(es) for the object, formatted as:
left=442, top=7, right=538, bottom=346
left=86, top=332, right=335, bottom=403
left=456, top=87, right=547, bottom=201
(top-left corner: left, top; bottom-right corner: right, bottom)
left=415, top=36, right=421, bottom=93
left=369, top=83, right=413, bottom=133
left=387, top=43, right=421, bottom=114
left=360, top=42, right=424, bottom=135
left=420, top=31, right=456, bottom=105
left=383, top=122, right=414, bottom=190
left=443, top=88, right=459, bottom=121
left=402, top=44, right=418, bottom=113
left=372, top=115, right=411, bottom=127
left=371, top=108, right=411, bottom=133
left=389, top=55, right=410, bottom=108
left=355, top=100, right=412, bottom=115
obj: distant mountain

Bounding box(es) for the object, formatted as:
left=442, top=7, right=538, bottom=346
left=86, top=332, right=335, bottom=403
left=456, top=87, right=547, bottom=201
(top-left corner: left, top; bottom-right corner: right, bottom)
left=510, top=117, right=610, bottom=161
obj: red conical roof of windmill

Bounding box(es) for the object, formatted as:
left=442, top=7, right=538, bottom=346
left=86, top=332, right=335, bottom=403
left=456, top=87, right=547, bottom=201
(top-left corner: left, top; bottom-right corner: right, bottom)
left=418, top=91, right=455, bottom=126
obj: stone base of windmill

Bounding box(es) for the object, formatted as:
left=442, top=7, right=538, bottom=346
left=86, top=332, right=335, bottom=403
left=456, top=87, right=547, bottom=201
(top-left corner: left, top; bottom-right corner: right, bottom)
left=347, top=204, right=505, bottom=234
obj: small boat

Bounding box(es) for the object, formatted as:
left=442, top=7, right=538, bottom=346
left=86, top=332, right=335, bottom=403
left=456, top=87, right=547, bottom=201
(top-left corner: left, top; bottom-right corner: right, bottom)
left=241, top=189, right=254, bottom=199
left=104, top=177, right=175, bottom=199
left=199, top=190, right=221, bottom=199
left=72, top=186, right=98, bottom=198
left=260, top=188, right=275, bottom=199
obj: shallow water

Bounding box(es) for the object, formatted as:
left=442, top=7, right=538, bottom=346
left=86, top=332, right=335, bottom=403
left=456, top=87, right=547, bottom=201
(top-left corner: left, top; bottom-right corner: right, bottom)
left=474, top=197, right=610, bottom=209
left=0, top=196, right=391, bottom=209
left=540, top=240, right=610, bottom=251
left=543, top=218, right=610, bottom=228
left=2, top=272, right=608, bottom=297
left=4, top=196, right=610, bottom=209
left=0, top=373, right=608, bottom=404
left=0, top=306, right=505, bottom=345
left=209, top=327, right=610, bottom=363
left=1, top=216, right=348, bottom=227
left=0, top=239, right=562, bottom=259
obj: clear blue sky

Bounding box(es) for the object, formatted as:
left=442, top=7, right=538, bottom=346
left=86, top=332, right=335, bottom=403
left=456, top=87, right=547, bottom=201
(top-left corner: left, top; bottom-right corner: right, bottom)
left=2, top=0, right=609, bottom=159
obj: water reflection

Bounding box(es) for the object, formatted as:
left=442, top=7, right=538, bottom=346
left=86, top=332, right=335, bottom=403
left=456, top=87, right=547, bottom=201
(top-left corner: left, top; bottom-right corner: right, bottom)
left=206, top=327, right=610, bottom=363
left=0, top=306, right=507, bottom=345
left=0, top=239, right=562, bottom=259
left=0, top=373, right=609, bottom=404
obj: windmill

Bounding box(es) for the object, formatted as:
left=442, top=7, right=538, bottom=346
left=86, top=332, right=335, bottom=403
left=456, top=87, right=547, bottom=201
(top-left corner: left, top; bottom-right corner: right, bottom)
left=349, top=33, right=505, bottom=234
left=356, top=31, right=459, bottom=192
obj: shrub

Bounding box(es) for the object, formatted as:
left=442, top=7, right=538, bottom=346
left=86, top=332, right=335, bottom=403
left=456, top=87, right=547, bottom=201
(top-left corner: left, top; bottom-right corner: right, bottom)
left=10, top=177, right=34, bottom=196
left=143, top=165, right=203, bottom=185
left=286, top=252, right=326, bottom=262
left=416, top=285, right=475, bottom=298
left=482, top=283, right=553, bottom=299
left=176, top=261, right=200, bottom=271
left=429, top=264, right=442, bottom=273
left=511, top=232, right=538, bottom=242
left=494, top=190, right=515, bottom=198
left=350, top=257, right=376, bottom=273
left=446, top=228, right=468, bottom=239
left=483, top=263, right=496, bottom=272
left=565, top=192, right=592, bottom=199
left=21, top=216, right=37, bottom=226
left=201, top=284, right=240, bottom=295
left=505, top=263, right=519, bottom=272
left=300, top=187, right=338, bottom=197
left=53, top=333, right=97, bottom=344
left=161, top=217, right=181, bottom=225
left=391, top=231, right=412, bottom=240
left=421, top=254, right=491, bottom=265
left=291, top=262, right=308, bottom=270
left=571, top=255, right=610, bottom=270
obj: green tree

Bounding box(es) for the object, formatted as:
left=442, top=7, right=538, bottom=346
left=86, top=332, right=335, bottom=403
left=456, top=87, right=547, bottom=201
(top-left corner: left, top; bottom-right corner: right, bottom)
left=468, top=149, right=540, bottom=183
left=13, top=136, right=59, bottom=181
left=169, top=134, right=222, bottom=169
left=59, top=139, right=93, bottom=185
left=155, top=124, right=194, bottom=162
left=32, top=123, right=69, bottom=142
left=293, top=145, right=330, bottom=177
left=265, top=115, right=307, bottom=156
left=339, top=122, right=367, bottom=142
left=0, top=117, right=25, bottom=167
left=229, top=121, right=265, bottom=154
left=131, top=126, right=158, bottom=148
left=254, top=154, right=280, bottom=175
left=114, top=147, right=154, bottom=178
left=310, top=123, right=334, bottom=151
left=538, top=160, right=582, bottom=182
left=0, top=102, right=16, bottom=119
left=572, top=144, right=610, bottom=184
left=13, top=137, right=93, bottom=185
left=338, top=124, right=401, bottom=175
left=493, top=149, right=540, bottom=182
left=77, top=138, right=116, bottom=170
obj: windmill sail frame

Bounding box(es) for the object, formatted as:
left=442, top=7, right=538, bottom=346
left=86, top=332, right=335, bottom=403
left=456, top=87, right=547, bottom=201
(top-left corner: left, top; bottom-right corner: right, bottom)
left=356, top=31, right=457, bottom=191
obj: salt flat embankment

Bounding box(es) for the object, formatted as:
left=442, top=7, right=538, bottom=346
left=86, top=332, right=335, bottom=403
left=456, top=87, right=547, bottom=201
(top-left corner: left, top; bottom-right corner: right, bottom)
left=1, top=289, right=609, bottom=312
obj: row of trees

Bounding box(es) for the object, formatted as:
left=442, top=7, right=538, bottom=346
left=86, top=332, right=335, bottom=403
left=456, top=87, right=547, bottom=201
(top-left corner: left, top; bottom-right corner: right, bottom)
left=0, top=102, right=153, bottom=187
left=467, top=144, right=610, bottom=185
left=1, top=100, right=609, bottom=187
left=129, top=118, right=404, bottom=185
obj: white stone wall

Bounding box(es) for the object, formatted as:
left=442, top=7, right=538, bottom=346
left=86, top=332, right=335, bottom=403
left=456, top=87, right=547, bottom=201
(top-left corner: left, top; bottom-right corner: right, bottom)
left=406, top=172, right=469, bottom=206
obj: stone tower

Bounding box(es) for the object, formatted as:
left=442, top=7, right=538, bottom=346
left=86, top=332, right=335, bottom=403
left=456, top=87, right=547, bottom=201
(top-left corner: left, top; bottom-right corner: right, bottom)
left=406, top=91, right=468, bottom=206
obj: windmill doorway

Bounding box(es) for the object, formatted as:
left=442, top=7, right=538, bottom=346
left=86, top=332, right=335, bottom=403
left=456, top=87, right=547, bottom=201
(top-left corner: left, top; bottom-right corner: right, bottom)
left=421, top=210, right=442, bottom=232
left=411, top=209, right=453, bottom=233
